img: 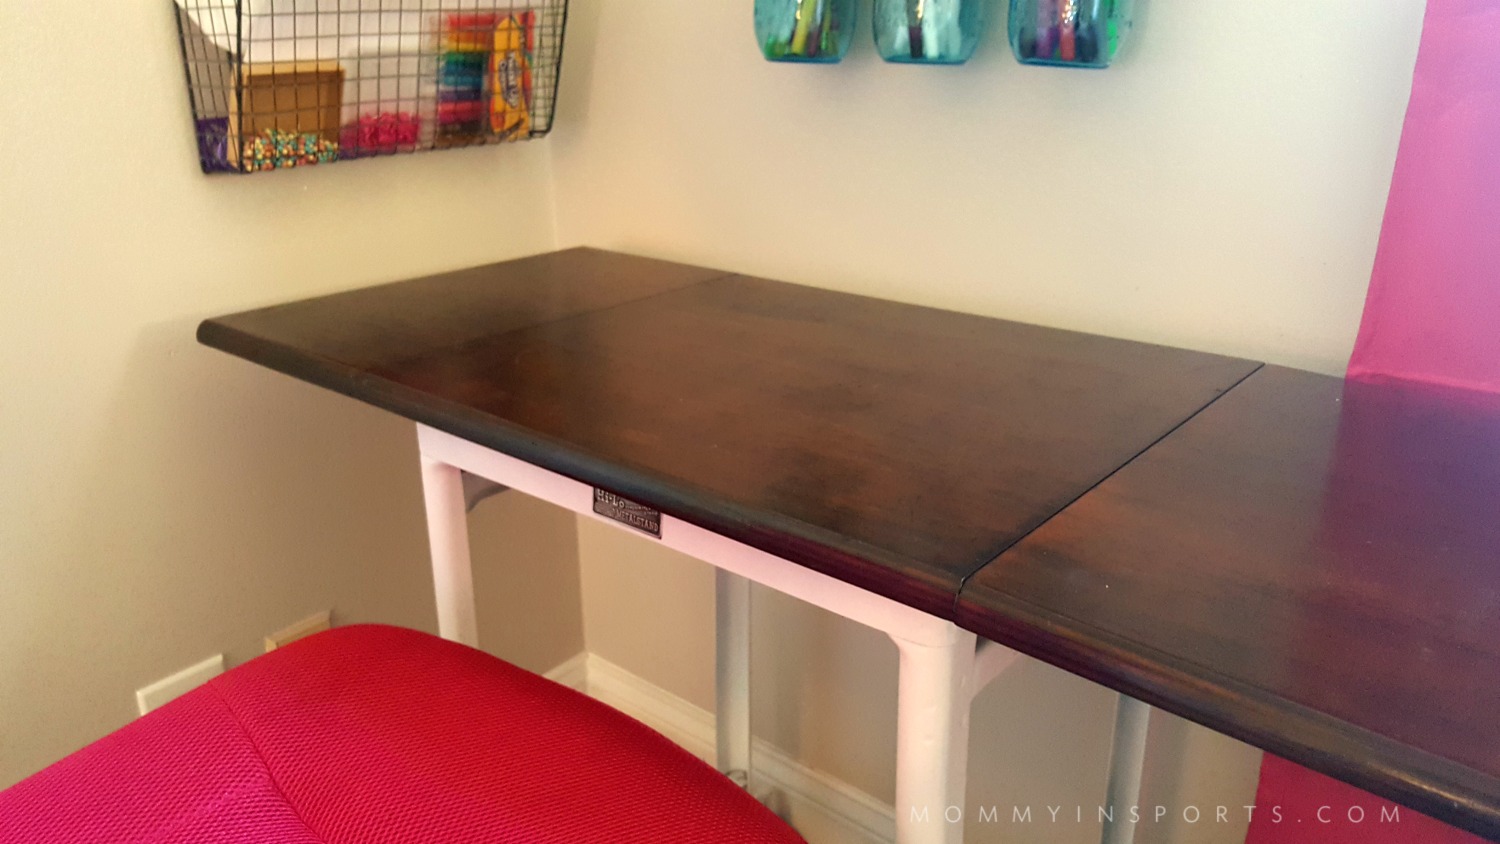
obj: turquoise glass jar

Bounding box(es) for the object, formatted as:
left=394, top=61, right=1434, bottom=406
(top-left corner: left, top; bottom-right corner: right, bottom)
left=756, top=0, right=857, bottom=63
left=874, top=0, right=987, bottom=65
left=1009, top=0, right=1132, bottom=68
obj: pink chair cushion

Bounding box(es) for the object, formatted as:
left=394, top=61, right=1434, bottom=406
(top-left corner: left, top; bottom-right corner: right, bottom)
left=0, top=624, right=804, bottom=843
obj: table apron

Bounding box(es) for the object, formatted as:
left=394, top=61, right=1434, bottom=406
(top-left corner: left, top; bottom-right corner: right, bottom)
left=416, top=424, right=960, bottom=649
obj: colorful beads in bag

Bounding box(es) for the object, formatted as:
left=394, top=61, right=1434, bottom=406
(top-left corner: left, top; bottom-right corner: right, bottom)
left=241, top=129, right=340, bottom=172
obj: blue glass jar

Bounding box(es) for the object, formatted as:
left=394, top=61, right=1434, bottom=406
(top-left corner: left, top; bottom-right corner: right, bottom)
left=874, top=0, right=987, bottom=65
left=756, top=0, right=857, bottom=63
left=1009, top=0, right=1132, bottom=68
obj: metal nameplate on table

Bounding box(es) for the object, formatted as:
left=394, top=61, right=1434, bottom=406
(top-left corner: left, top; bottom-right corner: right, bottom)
left=593, top=489, right=662, bottom=538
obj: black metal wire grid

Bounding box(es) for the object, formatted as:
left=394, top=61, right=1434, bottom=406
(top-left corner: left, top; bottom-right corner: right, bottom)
left=173, top=0, right=567, bottom=174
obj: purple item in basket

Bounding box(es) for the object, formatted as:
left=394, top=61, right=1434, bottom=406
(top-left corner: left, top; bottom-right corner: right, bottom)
left=195, top=118, right=235, bottom=173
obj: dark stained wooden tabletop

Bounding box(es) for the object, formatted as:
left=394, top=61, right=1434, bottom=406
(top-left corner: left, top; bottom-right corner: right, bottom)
left=957, top=366, right=1500, bottom=839
left=199, top=247, right=1257, bottom=617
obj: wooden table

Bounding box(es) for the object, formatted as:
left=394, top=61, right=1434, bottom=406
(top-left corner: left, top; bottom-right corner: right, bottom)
left=199, top=248, right=1497, bottom=842
left=959, top=366, right=1500, bottom=840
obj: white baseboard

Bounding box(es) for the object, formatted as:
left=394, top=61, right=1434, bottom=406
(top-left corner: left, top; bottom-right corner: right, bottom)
left=543, top=651, right=894, bottom=844
left=541, top=651, right=590, bottom=692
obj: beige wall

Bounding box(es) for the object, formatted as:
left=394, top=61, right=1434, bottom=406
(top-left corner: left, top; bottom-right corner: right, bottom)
left=0, top=0, right=581, bottom=788
left=551, top=1, right=1425, bottom=842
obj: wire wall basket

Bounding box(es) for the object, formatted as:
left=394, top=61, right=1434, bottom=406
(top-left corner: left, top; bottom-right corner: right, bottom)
left=173, top=0, right=567, bottom=174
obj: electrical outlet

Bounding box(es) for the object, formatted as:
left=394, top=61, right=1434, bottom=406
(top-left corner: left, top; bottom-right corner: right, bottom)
left=136, top=654, right=224, bottom=716
left=264, top=610, right=332, bottom=652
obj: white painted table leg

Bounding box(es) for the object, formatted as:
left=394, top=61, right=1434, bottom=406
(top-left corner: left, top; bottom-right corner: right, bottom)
left=420, top=454, right=479, bottom=647
left=892, top=624, right=978, bottom=844
left=1100, top=694, right=1151, bottom=844
left=716, top=569, right=752, bottom=787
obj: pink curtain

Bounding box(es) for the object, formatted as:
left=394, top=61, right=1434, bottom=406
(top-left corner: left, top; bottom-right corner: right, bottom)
left=1347, top=0, right=1500, bottom=390
left=1250, top=1, right=1499, bottom=842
